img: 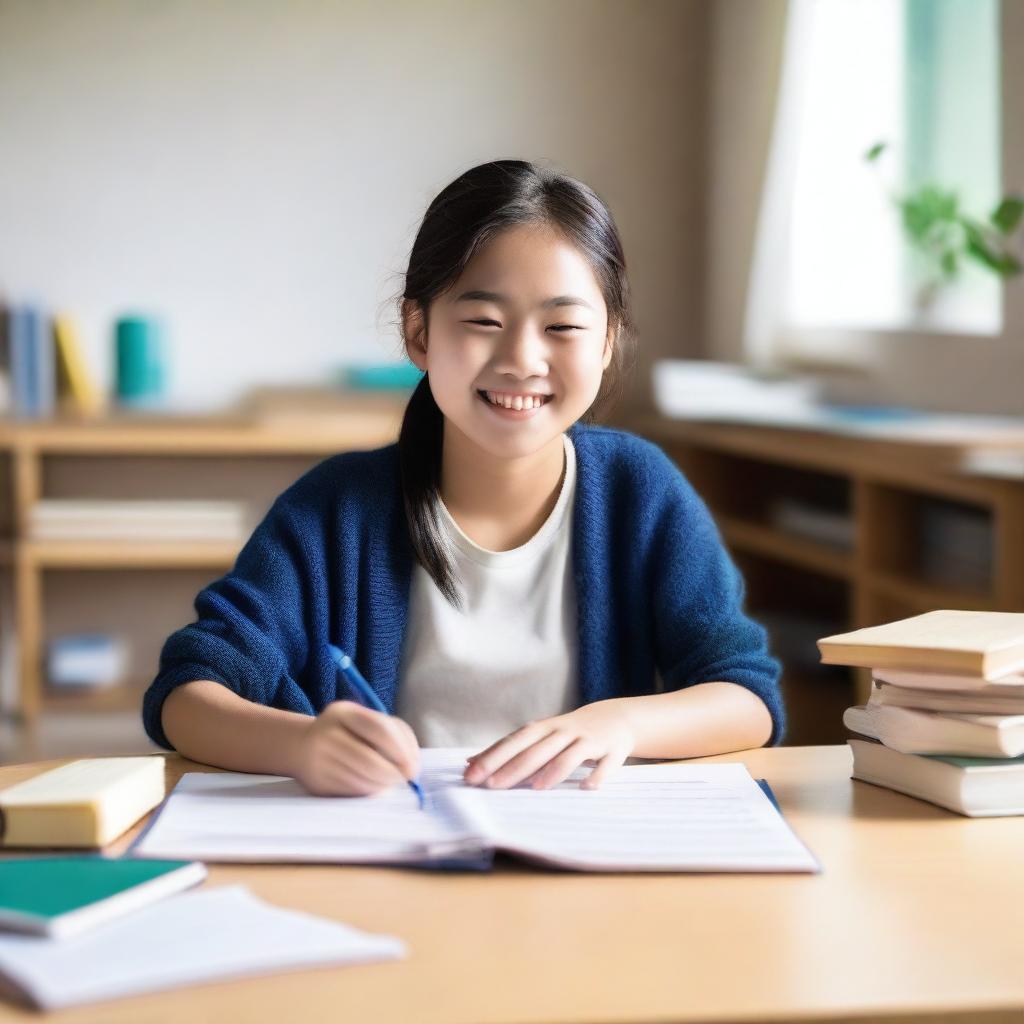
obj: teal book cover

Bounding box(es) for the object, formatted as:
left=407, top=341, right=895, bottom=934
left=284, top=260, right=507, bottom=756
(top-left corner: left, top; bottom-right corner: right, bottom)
left=0, top=856, right=206, bottom=938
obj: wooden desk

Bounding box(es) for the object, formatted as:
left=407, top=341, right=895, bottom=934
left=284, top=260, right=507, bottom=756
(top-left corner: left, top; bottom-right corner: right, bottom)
left=0, top=746, right=1022, bottom=1023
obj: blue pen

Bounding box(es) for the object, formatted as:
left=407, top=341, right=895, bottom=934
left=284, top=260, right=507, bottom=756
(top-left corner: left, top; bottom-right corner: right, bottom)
left=326, top=643, right=426, bottom=810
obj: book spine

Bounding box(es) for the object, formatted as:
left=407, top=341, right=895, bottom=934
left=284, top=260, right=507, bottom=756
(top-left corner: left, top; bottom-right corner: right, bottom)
left=10, top=307, right=33, bottom=417
left=35, top=309, right=55, bottom=418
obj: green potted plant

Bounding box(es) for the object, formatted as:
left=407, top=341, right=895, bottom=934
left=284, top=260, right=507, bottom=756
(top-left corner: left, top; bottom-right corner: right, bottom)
left=865, top=140, right=1023, bottom=308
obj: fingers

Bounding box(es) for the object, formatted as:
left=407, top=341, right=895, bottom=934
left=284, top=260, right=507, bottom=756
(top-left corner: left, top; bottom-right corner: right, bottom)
left=300, top=746, right=390, bottom=797
left=328, top=739, right=406, bottom=789
left=523, top=736, right=592, bottom=790
left=317, top=748, right=391, bottom=795
left=471, top=730, right=578, bottom=789
left=463, top=721, right=554, bottom=786
left=335, top=704, right=421, bottom=779
left=580, top=749, right=628, bottom=790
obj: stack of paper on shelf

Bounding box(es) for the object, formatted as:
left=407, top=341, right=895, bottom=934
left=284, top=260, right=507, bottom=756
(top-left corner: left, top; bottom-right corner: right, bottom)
left=47, top=633, right=129, bottom=690
left=28, top=499, right=248, bottom=543
left=818, top=610, right=1024, bottom=816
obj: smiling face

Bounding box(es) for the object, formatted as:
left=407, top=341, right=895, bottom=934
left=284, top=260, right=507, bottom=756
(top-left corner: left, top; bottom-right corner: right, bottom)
left=404, top=222, right=615, bottom=460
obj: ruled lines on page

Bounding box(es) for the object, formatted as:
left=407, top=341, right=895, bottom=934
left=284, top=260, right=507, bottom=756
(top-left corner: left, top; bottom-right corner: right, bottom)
left=445, top=762, right=820, bottom=872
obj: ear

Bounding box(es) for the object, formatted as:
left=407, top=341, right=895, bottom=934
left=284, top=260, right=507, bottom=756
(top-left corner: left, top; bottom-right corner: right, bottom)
left=602, top=323, right=617, bottom=371
left=402, top=299, right=428, bottom=371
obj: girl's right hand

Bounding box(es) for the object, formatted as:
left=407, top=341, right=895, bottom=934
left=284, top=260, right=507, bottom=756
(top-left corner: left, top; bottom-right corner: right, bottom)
left=293, top=701, right=421, bottom=797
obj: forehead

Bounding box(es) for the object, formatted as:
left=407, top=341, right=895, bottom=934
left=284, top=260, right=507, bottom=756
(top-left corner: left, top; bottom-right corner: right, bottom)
left=448, top=223, right=605, bottom=308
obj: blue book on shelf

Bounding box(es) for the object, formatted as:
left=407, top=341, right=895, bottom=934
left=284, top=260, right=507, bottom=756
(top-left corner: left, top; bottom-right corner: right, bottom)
left=9, top=307, right=35, bottom=417
left=34, top=308, right=55, bottom=418
left=9, top=306, right=55, bottom=418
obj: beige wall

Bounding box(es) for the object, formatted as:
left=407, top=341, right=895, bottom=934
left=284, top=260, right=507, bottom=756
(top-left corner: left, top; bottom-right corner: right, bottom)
left=0, top=0, right=708, bottom=418
left=704, top=0, right=1024, bottom=416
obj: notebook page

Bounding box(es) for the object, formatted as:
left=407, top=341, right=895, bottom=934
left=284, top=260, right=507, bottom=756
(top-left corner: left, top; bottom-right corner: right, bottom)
left=132, top=749, right=485, bottom=864
left=445, top=762, right=819, bottom=872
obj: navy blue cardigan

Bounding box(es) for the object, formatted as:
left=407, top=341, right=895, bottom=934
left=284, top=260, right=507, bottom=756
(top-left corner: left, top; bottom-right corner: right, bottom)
left=142, top=422, right=784, bottom=750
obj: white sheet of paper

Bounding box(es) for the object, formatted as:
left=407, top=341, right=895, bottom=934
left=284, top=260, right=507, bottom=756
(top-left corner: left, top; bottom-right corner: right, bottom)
left=0, top=885, right=405, bottom=1011
left=132, top=749, right=818, bottom=873
left=450, top=762, right=819, bottom=871
left=133, top=749, right=486, bottom=863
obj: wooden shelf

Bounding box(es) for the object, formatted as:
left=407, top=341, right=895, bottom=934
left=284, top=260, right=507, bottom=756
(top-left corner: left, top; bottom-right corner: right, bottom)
left=629, top=413, right=1024, bottom=733
left=0, top=395, right=411, bottom=721
left=42, top=684, right=146, bottom=713
left=6, top=404, right=1024, bottom=742
left=868, top=571, right=1002, bottom=613
left=718, top=516, right=854, bottom=580
left=22, top=539, right=241, bottom=570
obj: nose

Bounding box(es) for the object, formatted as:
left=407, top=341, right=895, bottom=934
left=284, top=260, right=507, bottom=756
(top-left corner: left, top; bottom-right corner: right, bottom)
left=490, top=322, right=550, bottom=381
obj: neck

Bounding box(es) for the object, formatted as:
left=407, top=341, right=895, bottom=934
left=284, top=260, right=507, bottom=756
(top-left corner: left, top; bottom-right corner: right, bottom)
left=439, top=422, right=567, bottom=551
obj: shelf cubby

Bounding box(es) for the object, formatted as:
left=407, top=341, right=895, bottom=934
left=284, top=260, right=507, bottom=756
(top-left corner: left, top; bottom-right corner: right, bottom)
left=631, top=414, right=1024, bottom=720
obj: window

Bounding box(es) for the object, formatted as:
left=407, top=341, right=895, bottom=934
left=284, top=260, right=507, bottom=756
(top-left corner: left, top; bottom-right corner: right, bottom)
left=782, top=0, right=1001, bottom=336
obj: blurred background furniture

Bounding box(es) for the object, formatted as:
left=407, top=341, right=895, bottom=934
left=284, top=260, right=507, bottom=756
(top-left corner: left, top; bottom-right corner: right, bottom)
left=0, top=393, right=406, bottom=755
left=630, top=413, right=1024, bottom=745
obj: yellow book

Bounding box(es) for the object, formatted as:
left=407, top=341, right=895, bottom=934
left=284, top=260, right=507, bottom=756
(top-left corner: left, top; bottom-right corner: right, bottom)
left=0, top=757, right=165, bottom=848
left=818, top=610, right=1024, bottom=679
left=53, top=314, right=104, bottom=416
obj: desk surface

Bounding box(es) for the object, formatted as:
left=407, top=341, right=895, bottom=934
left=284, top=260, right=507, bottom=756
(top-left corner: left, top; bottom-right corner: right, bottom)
left=1, top=745, right=1022, bottom=1024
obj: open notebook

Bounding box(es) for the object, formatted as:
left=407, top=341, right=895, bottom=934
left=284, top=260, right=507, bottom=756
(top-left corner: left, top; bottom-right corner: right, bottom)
left=131, top=749, right=818, bottom=873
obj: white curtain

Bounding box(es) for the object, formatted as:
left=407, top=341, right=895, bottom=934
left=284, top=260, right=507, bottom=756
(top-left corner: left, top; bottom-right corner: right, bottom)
left=741, top=0, right=815, bottom=369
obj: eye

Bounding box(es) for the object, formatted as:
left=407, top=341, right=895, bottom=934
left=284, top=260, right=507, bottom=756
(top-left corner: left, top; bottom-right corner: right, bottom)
left=549, top=325, right=583, bottom=332
left=465, top=319, right=500, bottom=327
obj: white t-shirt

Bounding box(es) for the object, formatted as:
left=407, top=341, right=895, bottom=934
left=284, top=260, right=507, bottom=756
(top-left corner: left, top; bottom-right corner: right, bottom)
left=396, top=433, right=579, bottom=747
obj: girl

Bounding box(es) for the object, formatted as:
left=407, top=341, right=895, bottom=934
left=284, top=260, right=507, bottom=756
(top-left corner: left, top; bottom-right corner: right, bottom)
left=144, top=159, right=783, bottom=797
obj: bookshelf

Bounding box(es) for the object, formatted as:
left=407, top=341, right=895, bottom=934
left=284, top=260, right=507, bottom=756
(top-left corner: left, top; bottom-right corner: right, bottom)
left=628, top=414, right=1024, bottom=742
left=4, top=398, right=1023, bottom=747
left=0, top=393, right=407, bottom=723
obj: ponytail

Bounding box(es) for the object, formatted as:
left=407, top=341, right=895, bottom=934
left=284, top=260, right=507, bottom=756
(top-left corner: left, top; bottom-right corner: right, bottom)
left=397, top=373, right=463, bottom=610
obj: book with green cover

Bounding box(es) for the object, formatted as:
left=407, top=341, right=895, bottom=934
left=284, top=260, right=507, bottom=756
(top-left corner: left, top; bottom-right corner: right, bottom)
left=0, top=857, right=206, bottom=938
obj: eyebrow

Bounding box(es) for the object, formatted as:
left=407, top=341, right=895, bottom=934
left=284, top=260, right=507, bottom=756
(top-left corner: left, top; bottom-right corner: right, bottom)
left=454, top=289, right=595, bottom=311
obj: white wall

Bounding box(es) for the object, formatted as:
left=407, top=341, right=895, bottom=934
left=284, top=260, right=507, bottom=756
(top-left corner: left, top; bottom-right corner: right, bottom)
left=0, top=0, right=707, bottom=414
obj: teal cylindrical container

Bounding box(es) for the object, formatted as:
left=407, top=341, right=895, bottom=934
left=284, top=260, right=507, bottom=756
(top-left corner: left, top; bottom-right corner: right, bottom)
left=114, top=316, right=165, bottom=407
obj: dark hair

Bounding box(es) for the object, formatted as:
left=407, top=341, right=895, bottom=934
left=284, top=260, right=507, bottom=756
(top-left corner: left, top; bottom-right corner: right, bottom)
left=396, top=159, right=637, bottom=610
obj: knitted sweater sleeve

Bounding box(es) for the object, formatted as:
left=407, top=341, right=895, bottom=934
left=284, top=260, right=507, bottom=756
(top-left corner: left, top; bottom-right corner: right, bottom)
left=141, top=490, right=320, bottom=751
left=647, top=451, right=786, bottom=745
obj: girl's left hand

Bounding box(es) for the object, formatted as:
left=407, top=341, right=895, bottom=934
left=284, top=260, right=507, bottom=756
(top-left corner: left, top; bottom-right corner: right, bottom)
left=463, top=699, right=635, bottom=790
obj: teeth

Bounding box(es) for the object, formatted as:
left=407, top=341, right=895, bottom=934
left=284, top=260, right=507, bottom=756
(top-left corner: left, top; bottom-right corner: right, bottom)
left=484, top=390, right=549, bottom=410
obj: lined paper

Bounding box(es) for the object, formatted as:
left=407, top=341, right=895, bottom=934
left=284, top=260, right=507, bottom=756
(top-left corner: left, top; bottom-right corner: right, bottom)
left=132, top=750, right=818, bottom=873
left=450, top=762, right=819, bottom=871
left=133, top=750, right=484, bottom=863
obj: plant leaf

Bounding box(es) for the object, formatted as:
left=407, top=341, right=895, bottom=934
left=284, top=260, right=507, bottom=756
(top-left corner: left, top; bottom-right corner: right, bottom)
left=990, top=196, right=1024, bottom=235
left=864, top=141, right=887, bottom=162
left=900, top=185, right=959, bottom=243
left=963, top=220, right=1023, bottom=276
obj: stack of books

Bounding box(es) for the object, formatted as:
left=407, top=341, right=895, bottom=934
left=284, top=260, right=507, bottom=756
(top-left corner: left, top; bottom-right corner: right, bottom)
left=0, top=758, right=404, bottom=1010
left=818, top=610, right=1024, bottom=816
